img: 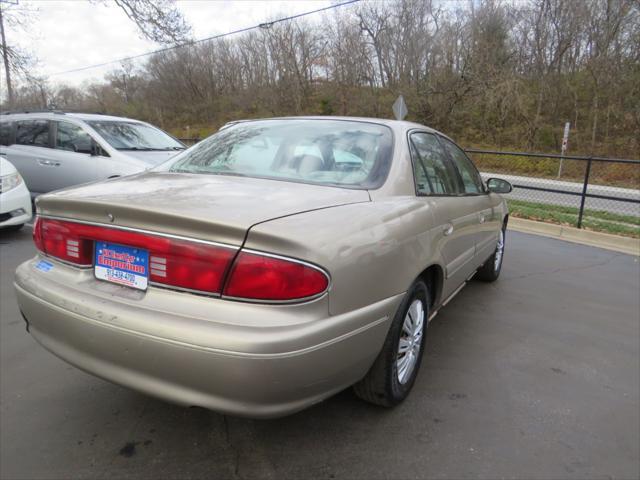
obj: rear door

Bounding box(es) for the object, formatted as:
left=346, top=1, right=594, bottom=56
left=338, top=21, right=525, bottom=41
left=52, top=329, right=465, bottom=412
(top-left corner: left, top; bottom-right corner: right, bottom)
left=42, top=120, right=105, bottom=191
left=409, top=131, right=479, bottom=299
left=6, top=119, right=53, bottom=194
left=439, top=137, right=499, bottom=267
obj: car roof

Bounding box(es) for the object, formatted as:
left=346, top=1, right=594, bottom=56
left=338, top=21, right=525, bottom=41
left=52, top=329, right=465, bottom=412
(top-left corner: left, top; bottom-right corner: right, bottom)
left=0, top=111, right=144, bottom=123
left=222, top=116, right=453, bottom=142
left=66, top=113, right=143, bottom=122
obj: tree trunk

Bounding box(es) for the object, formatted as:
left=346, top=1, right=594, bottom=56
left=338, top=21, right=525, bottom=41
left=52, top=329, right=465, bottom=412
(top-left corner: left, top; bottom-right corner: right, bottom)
left=590, top=93, right=599, bottom=155
left=0, top=9, right=14, bottom=108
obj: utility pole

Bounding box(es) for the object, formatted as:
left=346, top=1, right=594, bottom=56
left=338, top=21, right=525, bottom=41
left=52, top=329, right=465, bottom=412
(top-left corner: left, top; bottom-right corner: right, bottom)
left=0, top=4, right=14, bottom=108
left=557, top=121, right=570, bottom=179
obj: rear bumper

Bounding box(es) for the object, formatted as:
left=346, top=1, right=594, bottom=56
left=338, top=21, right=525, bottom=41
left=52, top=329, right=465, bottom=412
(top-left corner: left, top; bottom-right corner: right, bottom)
left=15, top=257, right=401, bottom=418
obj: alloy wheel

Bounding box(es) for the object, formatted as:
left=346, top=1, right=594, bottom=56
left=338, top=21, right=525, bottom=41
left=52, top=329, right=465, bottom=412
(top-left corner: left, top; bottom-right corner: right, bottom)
left=396, top=299, right=425, bottom=384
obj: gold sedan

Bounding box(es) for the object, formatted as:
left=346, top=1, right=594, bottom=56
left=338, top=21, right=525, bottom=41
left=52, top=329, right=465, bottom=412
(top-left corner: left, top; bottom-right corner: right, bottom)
left=15, top=117, right=512, bottom=418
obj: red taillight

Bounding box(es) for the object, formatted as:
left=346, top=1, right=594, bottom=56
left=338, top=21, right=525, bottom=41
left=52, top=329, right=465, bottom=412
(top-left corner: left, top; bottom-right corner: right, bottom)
left=32, top=216, right=44, bottom=253
left=33, top=217, right=329, bottom=301
left=146, top=239, right=234, bottom=293
left=40, top=218, right=94, bottom=265
left=34, top=218, right=235, bottom=294
left=223, top=251, right=329, bottom=301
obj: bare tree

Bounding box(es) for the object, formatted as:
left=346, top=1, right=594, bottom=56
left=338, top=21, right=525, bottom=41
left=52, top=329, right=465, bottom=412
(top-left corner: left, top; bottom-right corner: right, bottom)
left=9, top=0, right=636, bottom=158
left=0, top=0, right=37, bottom=108
left=110, top=0, right=191, bottom=45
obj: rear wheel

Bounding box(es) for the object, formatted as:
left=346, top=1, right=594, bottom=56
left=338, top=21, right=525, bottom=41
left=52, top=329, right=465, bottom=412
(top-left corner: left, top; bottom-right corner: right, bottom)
left=476, top=227, right=505, bottom=282
left=353, top=280, right=428, bottom=407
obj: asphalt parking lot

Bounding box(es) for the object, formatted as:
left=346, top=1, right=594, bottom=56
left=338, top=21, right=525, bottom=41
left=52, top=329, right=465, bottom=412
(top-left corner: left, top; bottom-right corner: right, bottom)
left=1, top=227, right=638, bottom=480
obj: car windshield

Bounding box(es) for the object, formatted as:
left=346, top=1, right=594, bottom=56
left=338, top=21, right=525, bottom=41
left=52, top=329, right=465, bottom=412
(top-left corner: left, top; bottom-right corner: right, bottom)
left=163, top=120, right=393, bottom=188
left=87, top=121, right=184, bottom=151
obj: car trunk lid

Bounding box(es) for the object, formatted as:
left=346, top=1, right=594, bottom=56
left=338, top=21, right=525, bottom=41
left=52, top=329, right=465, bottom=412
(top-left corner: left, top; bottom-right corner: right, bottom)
left=36, top=172, right=370, bottom=245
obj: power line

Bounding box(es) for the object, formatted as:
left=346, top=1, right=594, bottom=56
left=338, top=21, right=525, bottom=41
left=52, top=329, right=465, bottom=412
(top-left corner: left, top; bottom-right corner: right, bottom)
left=49, top=0, right=361, bottom=77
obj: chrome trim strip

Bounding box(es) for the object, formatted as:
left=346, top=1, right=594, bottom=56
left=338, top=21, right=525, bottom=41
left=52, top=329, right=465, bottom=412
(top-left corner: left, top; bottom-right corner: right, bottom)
left=428, top=281, right=467, bottom=323
left=429, top=268, right=479, bottom=322
left=38, top=215, right=239, bottom=250
left=221, top=291, right=328, bottom=305
left=442, top=281, right=466, bottom=308
left=148, top=281, right=221, bottom=297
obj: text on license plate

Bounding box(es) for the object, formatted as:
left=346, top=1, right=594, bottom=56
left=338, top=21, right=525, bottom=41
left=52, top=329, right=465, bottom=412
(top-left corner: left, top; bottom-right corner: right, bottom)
left=94, top=241, right=149, bottom=291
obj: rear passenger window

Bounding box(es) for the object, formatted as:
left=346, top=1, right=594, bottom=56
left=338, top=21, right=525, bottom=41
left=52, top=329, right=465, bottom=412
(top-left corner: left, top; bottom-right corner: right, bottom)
left=0, top=122, right=12, bottom=146
left=16, top=120, right=50, bottom=148
left=56, top=122, right=93, bottom=154
left=409, top=132, right=458, bottom=195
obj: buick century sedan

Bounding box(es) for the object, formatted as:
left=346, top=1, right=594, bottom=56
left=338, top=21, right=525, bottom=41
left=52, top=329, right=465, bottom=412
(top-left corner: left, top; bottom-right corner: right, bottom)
left=15, top=117, right=512, bottom=418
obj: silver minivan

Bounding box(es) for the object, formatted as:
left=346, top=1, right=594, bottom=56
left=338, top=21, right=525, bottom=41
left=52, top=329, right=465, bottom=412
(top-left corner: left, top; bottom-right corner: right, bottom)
left=0, top=111, right=185, bottom=196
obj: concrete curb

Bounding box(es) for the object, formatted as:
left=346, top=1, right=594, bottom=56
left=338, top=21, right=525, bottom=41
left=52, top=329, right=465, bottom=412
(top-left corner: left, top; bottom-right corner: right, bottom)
left=508, top=217, right=640, bottom=256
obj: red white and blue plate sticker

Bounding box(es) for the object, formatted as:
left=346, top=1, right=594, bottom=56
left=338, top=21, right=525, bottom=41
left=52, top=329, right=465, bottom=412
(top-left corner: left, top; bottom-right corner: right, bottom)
left=94, top=241, right=149, bottom=291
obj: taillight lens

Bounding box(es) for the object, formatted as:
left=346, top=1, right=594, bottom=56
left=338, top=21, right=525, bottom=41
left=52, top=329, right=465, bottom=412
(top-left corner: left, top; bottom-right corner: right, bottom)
left=40, top=218, right=94, bottom=265
left=32, top=216, right=44, bottom=253
left=33, top=218, right=235, bottom=294
left=223, top=251, right=329, bottom=301
left=147, top=240, right=234, bottom=293
left=33, top=217, right=329, bottom=301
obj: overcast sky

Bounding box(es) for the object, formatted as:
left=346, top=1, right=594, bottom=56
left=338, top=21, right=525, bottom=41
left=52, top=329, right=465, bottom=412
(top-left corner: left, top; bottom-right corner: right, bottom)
left=8, top=0, right=338, bottom=86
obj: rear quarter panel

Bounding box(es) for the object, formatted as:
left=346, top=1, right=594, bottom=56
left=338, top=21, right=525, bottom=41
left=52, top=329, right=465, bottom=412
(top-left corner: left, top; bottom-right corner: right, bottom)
left=244, top=198, right=445, bottom=316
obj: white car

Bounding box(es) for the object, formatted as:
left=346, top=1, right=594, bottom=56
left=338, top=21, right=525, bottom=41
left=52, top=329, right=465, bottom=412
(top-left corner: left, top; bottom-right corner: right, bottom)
left=0, top=111, right=185, bottom=197
left=0, top=157, right=32, bottom=230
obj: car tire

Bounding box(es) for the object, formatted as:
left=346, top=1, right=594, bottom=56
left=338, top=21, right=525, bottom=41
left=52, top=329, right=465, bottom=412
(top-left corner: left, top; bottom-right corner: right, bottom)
left=475, top=227, right=505, bottom=282
left=353, top=280, right=429, bottom=407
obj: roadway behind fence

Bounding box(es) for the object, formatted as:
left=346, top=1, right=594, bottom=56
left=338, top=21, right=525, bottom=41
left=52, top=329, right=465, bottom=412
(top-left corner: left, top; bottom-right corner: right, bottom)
left=465, top=149, right=639, bottom=235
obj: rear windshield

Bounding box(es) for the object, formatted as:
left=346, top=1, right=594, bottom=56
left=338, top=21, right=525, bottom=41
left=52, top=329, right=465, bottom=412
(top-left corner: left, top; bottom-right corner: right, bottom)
left=87, top=121, right=184, bottom=151
left=163, top=120, right=393, bottom=189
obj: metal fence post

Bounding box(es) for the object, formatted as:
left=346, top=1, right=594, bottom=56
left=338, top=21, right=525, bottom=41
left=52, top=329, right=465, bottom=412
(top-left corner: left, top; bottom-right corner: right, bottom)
left=577, top=157, right=593, bottom=229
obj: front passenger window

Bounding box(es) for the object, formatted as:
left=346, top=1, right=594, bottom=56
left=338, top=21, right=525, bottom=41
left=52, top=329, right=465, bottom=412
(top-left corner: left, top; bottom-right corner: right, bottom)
left=440, top=137, right=484, bottom=194
left=56, top=122, right=94, bottom=154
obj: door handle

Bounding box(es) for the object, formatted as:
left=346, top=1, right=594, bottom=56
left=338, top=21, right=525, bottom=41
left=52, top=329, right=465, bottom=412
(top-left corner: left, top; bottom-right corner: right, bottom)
left=37, top=159, right=61, bottom=167
left=443, top=223, right=454, bottom=236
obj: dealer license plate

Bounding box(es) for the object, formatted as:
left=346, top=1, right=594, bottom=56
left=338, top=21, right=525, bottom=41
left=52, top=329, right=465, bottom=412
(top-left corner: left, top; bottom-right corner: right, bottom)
left=94, top=241, right=149, bottom=291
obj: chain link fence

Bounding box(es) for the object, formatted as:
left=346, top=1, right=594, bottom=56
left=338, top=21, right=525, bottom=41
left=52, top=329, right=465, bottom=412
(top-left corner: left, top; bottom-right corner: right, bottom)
left=465, top=149, right=640, bottom=237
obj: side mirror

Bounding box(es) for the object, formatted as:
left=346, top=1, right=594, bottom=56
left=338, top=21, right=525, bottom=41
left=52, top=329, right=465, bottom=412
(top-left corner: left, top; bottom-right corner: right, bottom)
left=486, top=177, right=513, bottom=194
